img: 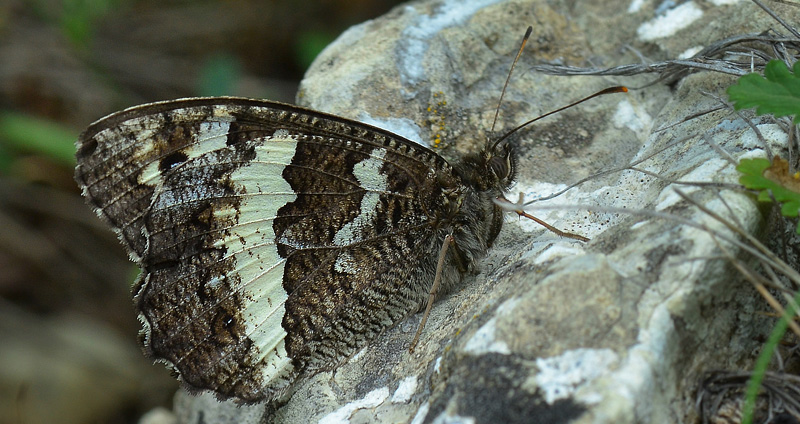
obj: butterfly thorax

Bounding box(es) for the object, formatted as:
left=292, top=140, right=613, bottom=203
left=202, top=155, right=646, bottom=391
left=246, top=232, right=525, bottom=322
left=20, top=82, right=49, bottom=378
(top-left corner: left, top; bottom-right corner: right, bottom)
left=429, top=142, right=517, bottom=293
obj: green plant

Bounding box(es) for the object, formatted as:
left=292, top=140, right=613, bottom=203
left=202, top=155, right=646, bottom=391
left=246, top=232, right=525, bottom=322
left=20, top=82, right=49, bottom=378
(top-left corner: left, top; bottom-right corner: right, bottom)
left=728, top=59, right=800, bottom=424
left=730, top=60, right=800, bottom=232
left=728, top=60, right=800, bottom=124
left=737, top=157, right=800, bottom=233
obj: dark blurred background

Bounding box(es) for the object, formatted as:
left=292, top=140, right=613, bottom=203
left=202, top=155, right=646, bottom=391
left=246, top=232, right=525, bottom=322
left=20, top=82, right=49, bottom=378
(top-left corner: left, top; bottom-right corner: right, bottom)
left=0, top=1, right=404, bottom=423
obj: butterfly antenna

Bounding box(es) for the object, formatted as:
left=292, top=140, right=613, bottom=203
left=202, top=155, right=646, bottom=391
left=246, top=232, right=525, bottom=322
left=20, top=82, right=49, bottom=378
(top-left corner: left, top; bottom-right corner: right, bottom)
left=489, top=26, right=533, bottom=140
left=490, top=86, right=628, bottom=152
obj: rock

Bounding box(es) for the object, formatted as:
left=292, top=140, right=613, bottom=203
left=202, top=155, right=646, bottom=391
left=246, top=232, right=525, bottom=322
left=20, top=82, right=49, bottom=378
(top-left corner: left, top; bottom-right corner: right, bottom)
left=174, top=0, right=794, bottom=422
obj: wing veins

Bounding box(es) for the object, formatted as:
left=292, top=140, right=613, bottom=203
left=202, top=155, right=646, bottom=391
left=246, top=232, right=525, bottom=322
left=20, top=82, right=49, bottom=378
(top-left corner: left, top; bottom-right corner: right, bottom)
left=152, top=222, right=431, bottom=353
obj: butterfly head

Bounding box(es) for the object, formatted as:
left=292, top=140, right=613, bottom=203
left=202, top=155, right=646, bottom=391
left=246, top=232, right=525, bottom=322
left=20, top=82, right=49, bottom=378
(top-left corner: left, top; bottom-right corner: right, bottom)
left=455, top=138, right=517, bottom=194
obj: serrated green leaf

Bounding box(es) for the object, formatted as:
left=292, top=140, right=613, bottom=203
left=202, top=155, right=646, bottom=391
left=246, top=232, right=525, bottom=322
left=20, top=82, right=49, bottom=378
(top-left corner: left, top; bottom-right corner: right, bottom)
left=727, top=60, right=800, bottom=124
left=738, top=157, right=800, bottom=232
left=736, top=157, right=771, bottom=177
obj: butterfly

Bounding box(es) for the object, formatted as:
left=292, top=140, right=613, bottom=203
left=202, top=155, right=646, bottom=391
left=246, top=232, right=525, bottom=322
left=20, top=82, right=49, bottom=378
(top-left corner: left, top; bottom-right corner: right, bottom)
left=73, top=93, right=520, bottom=402
left=74, top=26, right=624, bottom=404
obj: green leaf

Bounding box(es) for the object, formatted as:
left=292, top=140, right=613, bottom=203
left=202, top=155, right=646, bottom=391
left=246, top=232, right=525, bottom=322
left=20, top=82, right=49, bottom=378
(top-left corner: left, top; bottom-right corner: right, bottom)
left=727, top=60, right=800, bottom=124
left=737, top=157, right=800, bottom=232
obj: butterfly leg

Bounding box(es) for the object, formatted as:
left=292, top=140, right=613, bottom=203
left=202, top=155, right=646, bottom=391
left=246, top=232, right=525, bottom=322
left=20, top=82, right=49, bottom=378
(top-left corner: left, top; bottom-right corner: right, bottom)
left=409, top=234, right=455, bottom=352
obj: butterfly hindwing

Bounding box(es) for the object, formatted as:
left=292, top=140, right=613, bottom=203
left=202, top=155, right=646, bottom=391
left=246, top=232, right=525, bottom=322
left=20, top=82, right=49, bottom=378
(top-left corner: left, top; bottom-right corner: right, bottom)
left=75, top=97, right=467, bottom=402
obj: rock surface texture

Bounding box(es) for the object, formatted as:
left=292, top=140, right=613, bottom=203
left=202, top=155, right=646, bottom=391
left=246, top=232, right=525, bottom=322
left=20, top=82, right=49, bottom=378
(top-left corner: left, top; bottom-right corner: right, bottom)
left=167, top=0, right=797, bottom=423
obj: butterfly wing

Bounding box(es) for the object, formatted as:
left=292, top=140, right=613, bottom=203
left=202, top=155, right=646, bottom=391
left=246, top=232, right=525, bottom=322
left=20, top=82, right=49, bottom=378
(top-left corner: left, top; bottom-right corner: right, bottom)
left=75, top=98, right=463, bottom=402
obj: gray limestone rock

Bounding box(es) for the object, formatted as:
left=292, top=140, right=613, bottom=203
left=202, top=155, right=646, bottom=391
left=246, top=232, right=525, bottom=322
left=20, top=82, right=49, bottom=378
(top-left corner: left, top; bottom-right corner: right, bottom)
left=169, top=0, right=797, bottom=422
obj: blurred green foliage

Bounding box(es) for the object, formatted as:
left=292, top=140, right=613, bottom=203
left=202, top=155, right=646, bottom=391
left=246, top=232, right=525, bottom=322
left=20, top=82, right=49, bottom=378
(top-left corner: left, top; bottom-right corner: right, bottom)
left=60, top=0, right=122, bottom=47
left=295, top=30, right=336, bottom=71
left=0, top=111, right=78, bottom=172
left=197, top=53, right=244, bottom=97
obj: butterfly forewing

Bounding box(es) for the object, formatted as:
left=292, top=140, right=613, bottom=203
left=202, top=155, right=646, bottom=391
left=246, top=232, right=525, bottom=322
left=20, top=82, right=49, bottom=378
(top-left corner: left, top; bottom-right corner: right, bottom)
left=75, top=98, right=463, bottom=402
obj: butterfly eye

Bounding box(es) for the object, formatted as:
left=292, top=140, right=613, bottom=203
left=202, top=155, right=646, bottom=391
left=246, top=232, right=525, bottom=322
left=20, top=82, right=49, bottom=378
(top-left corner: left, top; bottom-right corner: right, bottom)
left=488, top=146, right=513, bottom=182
